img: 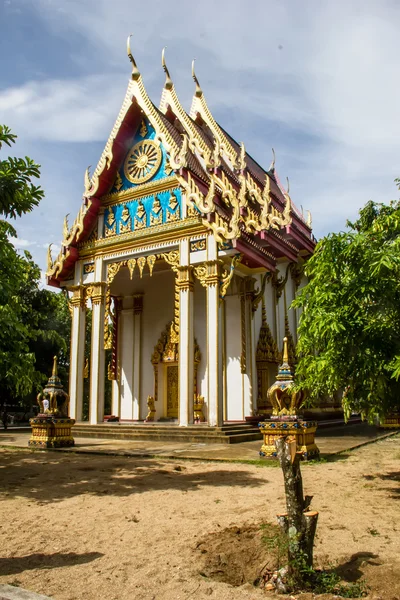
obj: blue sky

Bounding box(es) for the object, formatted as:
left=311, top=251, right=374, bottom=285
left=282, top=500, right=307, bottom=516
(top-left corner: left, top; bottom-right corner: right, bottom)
left=1, top=0, right=400, bottom=280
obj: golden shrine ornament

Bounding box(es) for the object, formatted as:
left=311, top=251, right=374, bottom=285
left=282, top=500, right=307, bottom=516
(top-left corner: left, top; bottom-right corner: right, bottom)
left=124, top=140, right=162, bottom=184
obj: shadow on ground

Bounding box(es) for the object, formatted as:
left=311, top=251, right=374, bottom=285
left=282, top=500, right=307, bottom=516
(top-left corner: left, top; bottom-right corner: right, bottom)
left=334, top=551, right=381, bottom=582
left=0, top=552, right=103, bottom=576
left=0, top=450, right=267, bottom=503
left=378, top=470, right=400, bottom=498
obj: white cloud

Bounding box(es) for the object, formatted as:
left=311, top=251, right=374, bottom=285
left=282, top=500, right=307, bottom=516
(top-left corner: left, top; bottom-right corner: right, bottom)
left=0, top=76, right=126, bottom=142
left=11, top=238, right=34, bottom=248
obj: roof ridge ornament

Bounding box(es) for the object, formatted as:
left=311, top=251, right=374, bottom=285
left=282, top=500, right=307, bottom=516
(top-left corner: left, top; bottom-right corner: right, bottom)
left=162, top=47, right=173, bottom=90
left=234, top=141, right=246, bottom=172
left=268, top=148, right=276, bottom=173
left=127, top=34, right=140, bottom=80
left=84, top=166, right=92, bottom=196
left=192, top=59, right=203, bottom=97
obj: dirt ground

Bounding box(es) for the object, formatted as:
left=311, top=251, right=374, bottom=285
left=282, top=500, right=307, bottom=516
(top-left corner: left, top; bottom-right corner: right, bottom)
left=0, top=436, right=399, bottom=600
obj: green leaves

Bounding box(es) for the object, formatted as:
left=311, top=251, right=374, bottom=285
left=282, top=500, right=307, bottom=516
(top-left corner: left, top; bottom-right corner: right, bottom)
left=293, top=190, right=400, bottom=420
left=0, top=124, right=44, bottom=219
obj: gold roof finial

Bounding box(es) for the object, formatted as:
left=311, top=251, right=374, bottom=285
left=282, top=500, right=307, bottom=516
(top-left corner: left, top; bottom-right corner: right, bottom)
left=268, top=148, right=276, bottom=173
left=46, top=243, right=53, bottom=273
left=63, top=214, right=70, bottom=240
left=84, top=166, right=92, bottom=195
left=286, top=176, right=290, bottom=196
left=52, top=355, right=58, bottom=377
left=235, top=141, right=246, bottom=171
left=127, top=34, right=140, bottom=80
left=192, top=59, right=203, bottom=97
left=161, top=46, right=173, bottom=89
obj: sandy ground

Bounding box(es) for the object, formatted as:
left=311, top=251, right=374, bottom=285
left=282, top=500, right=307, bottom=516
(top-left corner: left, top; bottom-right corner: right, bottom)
left=0, top=436, right=399, bottom=600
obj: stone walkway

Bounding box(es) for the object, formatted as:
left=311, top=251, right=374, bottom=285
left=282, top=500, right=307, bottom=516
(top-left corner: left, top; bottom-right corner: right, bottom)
left=0, top=584, right=52, bottom=599
left=0, top=423, right=397, bottom=461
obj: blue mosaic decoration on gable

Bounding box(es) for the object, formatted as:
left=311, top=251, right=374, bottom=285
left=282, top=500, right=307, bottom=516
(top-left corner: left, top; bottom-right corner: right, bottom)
left=103, top=188, right=182, bottom=237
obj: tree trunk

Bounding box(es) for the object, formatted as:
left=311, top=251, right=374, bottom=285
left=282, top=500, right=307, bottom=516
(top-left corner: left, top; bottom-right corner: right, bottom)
left=275, top=436, right=318, bottom=586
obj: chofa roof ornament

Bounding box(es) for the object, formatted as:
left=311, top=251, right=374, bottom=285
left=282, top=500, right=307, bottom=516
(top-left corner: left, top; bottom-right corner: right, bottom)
left=191, top=59, right=203, bottom=97
left=161, top=47, right=173, bottom=90
left=127, top=34, right=140, bottom=80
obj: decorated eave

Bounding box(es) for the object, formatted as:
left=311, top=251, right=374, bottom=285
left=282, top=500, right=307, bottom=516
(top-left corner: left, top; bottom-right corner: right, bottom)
left=46, top=37, right=315, bottom=287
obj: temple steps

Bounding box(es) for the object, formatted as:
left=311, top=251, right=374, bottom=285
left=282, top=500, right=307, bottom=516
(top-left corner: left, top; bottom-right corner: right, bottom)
left=72, top=422, right=263, bottom=444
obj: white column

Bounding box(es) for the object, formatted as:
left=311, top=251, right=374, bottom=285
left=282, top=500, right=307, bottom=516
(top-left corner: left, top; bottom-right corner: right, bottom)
left=111, top=298, right=121, bottom=417
left=178, top=268, right=194, bottom=426
left=244, top=286, right=255, bottom=417
left=207, top=276, right=223, bottom=426
left=89, top=283, right=106, bottom=424
left=178, top=239, right=194, bottom=426
left=132, top=294, right=143, bottom=421
left=69, top=286, right=86, bottom=421
left=206, top=237, right=223, bottom=427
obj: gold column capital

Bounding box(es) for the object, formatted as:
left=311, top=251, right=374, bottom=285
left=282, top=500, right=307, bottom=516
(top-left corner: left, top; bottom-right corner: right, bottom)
left=68, top=285, right=86, bottom=309
left=85, top=282, right=107, bottom=305
left=193, top=260, right=222, bottom=288
left=176, top=265, right=194, bottom=292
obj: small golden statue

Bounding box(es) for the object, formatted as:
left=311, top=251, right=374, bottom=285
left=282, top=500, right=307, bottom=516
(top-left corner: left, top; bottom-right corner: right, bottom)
left=194, top=394, right=206, bottom=423
left=144, top=395, right=156, bottom=422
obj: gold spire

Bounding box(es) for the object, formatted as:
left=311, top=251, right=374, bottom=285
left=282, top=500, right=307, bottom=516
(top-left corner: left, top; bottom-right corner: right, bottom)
left=191, top=59, right=203, bottom=97
left=261, top=296, right=267, bottom=326
left=282, top=336, right=289, bottom=364
left=161, top=47, right=173, bottom=89
left=127, top=34, right=140, bottom=80
left=52, top=355, right=58, bottom=377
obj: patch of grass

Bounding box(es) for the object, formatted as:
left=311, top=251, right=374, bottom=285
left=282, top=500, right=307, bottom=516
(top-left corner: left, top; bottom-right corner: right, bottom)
left=367, top=527, right=380, bottom=536
left=304, top=456, right=327, bottom=465
left=311, top=570, right=368, bottom=596
left=260, top=523, right=288, bottom=570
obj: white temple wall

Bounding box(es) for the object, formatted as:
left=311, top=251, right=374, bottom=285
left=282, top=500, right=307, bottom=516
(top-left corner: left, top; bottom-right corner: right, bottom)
left=264, top=279, right=276, bottom=340
left=120, top=303, right=134, bottom=420
left=225, top=294, right=244, bottom=421
left=140, top=269, right=175, bottom=419
left=287, top=273, right=297, bottom=342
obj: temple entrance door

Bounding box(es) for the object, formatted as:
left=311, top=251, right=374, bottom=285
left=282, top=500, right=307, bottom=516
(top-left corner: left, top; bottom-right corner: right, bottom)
left=165, top=363, right=179, bottom=418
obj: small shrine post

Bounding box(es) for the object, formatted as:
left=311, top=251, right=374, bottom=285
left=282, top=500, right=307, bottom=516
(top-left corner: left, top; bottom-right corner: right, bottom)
left=29, top=356, right=75, bottom=448
left=259, top=337, right=319, bottom=460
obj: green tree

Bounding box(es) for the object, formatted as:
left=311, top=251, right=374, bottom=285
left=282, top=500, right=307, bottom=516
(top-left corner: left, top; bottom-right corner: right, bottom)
left=0, top=125, right=69, bottom=427
left=293, top=183, right=400, bottom=421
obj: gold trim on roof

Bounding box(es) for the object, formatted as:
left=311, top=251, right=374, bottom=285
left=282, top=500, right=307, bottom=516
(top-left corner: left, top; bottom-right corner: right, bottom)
left=78, top=219, right=206, bottom=259
left=101, top=175, right=179, bottom=206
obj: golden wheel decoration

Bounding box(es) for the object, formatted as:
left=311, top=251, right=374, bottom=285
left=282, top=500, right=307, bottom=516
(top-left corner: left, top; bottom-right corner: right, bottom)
left=124, top=140, right=162, bottom=184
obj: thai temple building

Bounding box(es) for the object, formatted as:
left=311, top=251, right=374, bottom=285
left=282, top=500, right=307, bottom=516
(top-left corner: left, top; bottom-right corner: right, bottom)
left=46, top=39, right=316, bottom=432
